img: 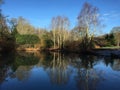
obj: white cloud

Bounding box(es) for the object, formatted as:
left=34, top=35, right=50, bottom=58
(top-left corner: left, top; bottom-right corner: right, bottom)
left=102, top=11, right=120, bottom=21
left=103, top=13, right=110, bottom=16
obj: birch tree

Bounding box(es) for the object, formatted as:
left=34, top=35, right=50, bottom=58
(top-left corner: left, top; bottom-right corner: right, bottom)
left=51, top=16, right=70, bottom=49
left=77, top=2, right=100, bottom=50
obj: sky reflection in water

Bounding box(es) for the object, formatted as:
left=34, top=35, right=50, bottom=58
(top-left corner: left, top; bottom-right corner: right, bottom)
left=0, top=52, right=120, bottom=90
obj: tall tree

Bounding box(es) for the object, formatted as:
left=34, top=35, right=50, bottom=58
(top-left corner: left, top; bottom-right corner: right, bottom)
left=77, top=2, right=100, bottom=37
left=51, top=17, right=56, bottom=49
left=0, top=10, right=9, bottom=39
left=77, top=2, right=100, bottom=50
left=51, top=16, right=70, bottom=49
left=0, top=0, right=15, bottom=52
left=10, top=18, right=18, bottom=36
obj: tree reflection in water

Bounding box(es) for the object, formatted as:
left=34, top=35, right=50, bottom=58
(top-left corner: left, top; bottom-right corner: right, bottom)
left=0, top=52, right=39, bottom=82
left=44, top=52, right=72, bottom=85
left=12, top=52, right=39, bottom=81
left=42, top=53, right=106, bottom=89
left=72, top=55, right=103, bottom=90
left=0, top=53, right=15, bottom=84
left=0, top=52, right=120, bottom=90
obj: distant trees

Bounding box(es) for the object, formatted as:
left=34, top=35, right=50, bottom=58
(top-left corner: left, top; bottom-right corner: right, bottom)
left=9, top=17, right=55, bottom=50
left=9, top=17, right=42, bottom=49
left=16, top=17, right=35, bottom=35
left=111, top=27, right=120, bottom=46
left=77, top=2, right=101, bottom=50
left=10, top=17, right=35, bottom=36
left=51, top=16, right=70, bottom=49
left=33, top=28, right=53, bottom=49
left=14, top=16, right=71, bottom=50
left=40, top=31, right=53, bottom=49
left=1, top=0, right=118, bottom=52
left=105, top=33, right=116, bottom=46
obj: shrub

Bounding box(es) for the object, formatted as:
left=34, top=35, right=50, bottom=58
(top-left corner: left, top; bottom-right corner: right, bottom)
left=16, top=34, right=40, bottom=45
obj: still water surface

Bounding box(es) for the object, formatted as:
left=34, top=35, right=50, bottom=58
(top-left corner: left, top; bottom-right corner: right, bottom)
left=0, top=51, right=120, bottom=90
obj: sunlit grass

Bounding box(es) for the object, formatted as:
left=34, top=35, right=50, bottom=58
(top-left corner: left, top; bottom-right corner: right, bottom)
left=100, top=46, right=120, bottom=49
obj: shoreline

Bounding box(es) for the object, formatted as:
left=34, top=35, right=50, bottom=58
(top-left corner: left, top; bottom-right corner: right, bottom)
left=87, top=49, right=120, bottom=58
left=15, top=47, right=120, bottom=58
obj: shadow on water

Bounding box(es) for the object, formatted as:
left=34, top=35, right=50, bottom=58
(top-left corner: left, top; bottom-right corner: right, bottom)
left=0, top=52, right=39, bottom=82
left=0, top=51, right=120, bottom=90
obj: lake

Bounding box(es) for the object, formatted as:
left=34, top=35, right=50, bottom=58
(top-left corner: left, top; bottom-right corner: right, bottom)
left=0, top=51, right=120, bottom=90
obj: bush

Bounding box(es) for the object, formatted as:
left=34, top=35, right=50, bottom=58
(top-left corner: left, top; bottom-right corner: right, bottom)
left=105, top=33, right=116, bottom=46
left=40, top=34, right=53, bottom=49
left=16, top=34, right=40, bottom=45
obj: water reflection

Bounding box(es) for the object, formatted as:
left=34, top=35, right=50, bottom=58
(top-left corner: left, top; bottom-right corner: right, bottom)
left=0, top=52, right=39, bottom=83
left=45, top=53, right=72, bottom=85
left=0, top=53, right=15, bottom=84
left=111, top=59, right=120, bottom=71
left=0, top=52, right=120, bottom=90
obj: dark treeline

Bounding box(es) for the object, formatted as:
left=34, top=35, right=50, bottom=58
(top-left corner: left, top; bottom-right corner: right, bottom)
left=0, top=0, right=120, bottom=53
left=0, top=0, right=15, bottom=53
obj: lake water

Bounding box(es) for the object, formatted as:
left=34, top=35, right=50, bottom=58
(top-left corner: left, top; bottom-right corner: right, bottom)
left=0, top=51, right=120, bottom=90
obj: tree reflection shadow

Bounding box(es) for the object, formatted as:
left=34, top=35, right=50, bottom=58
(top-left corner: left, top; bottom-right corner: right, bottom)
left=44, top=52, right=72, bottom=85
left=73, top=56, right=120, bottom=90
left=0, top=53, right=15, bottom=83
left=0, top=51, right=120, bottom=90
left=39, top=52, right=120, bottom=89
left=0, top=52, right=39, bottom=82
left=71, top=55, right=100, bottom=90
left=11, top=52, right=39, bottom=81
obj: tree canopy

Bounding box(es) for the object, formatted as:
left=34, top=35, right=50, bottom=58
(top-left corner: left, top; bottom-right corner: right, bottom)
left=111, top=26, right=120, bottom=46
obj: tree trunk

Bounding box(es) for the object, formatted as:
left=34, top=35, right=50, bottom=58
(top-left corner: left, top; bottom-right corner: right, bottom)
left=53, top=29, right=55, bottom=49
left=117, top=40, right=120, bottom=46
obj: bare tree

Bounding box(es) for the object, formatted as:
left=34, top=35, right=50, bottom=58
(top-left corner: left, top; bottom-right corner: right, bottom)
left=51, top=16, right=70, bottom=49
left=51, top=17, right=56, bottom=49
left=16, top=17, right=35, bottom=35
left=77, top=2, right=101, bottom=50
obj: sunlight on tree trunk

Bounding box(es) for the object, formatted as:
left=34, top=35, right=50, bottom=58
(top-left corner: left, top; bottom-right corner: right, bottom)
left=51, top=16, right=70, bottom=50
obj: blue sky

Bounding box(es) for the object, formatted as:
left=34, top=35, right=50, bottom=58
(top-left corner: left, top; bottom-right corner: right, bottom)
left=1, top=0, right=120, bottom=34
